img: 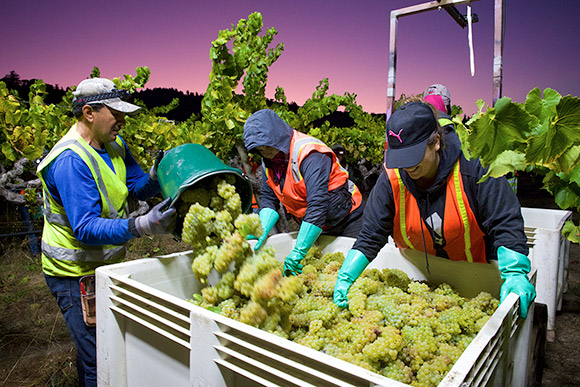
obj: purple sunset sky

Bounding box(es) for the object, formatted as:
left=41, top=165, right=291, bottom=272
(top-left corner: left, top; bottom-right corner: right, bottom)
left=2, top=0, right=579, bottom=116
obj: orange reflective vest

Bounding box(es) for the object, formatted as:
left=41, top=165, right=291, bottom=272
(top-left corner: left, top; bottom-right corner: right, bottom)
left=251, top=193, right=259, bottom=209
left=386, top=160, right=487, bottom=263
left=266, top=131, right=363, bottom=220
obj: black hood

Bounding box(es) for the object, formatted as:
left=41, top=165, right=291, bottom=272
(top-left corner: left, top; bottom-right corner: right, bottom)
left=243, top=109, right=293, bottom=154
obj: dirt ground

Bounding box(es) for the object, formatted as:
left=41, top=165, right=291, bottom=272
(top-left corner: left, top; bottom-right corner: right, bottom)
left=540, top=240, right=580, bottom=386
left=0, top=234, right=191, bottom=387
left=517, top=181, right=580, bottom=387
left=1, top=195, right=579, bottom=386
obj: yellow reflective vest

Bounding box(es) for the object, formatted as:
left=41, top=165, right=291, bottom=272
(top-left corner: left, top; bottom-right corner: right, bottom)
left=37, top=125, right=129, bottom=277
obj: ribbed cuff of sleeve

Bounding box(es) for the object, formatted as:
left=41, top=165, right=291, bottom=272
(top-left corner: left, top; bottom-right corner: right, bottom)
left=128, top=218, right=141, bottom=237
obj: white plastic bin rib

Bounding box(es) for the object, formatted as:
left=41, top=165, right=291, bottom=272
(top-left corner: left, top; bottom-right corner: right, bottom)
left=96, top=234, right=534, bottom=387
left=520, top=207, right=572, bottom=333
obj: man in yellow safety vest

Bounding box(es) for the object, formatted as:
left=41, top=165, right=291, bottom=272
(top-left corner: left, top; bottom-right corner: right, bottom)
left=37, top=78, right=176, bottom=387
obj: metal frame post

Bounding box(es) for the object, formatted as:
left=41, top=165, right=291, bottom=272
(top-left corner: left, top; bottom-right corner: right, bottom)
left=493, top=0, right=505, bottom=106
left=386, top=0, right=486, bottom=120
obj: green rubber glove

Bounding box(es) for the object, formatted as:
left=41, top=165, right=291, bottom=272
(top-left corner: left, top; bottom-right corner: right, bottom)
left=248, top=208, right=279, bottom=250
left=333, top=249, right=369, bottom=308
left=498, top=246, right=536, bottom=318
left=283, top=221, right=322, bottom=276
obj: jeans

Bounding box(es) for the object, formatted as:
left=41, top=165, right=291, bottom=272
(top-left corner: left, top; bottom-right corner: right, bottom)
left=44, top=274, right=96, bottom=387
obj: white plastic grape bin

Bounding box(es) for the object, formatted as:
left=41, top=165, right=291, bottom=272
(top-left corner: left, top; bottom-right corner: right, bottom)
left=520, top=207, right=572, bottom=335
left=96, top=234, right=535, bottom=387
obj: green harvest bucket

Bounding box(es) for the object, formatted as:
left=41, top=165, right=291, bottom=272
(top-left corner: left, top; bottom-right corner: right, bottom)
left=157, top=143, right=253, bottom=214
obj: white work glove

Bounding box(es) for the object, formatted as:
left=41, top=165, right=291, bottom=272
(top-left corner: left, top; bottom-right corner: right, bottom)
left=134, top=197, right=176, bottom=236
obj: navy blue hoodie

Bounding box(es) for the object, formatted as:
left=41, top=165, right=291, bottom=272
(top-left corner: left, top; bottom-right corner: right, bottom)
left=353, top=129, right=528, bottom=262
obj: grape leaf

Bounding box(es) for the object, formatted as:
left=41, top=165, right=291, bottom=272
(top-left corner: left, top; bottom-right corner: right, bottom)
left=477, top=150, right=527, bottom=183
left=562, top=221, right=580, bottom=243
left=468, top=98, right=532, bottom=166
left=567, top=157, right=580, bottom=187
left=549, top=145, right=580, bottom=174
left=553, top=181, right=580, bottom=210
left=524, top=87, right=561, bottom=120
left=525, top=95, right=580, bottom=166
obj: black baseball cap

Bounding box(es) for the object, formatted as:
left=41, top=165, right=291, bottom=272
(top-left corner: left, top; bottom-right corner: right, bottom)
left=385, top=102, right=437, bottom=169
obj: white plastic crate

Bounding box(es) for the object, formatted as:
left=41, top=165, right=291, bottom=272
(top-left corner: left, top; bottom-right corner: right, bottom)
left=521, top=207, right=572, bottom=335
left=96, top=234, right=535, bottom=387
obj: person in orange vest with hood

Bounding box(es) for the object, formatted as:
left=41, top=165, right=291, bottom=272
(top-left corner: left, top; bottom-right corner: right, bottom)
left=243, top=109, right=365, bottom=276
left=423, top=83, right=452, bottom=115
left=333, top=101, right=535, bottom=319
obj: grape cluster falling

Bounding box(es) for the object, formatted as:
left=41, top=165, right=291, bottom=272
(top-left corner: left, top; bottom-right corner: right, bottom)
left=178, top=177, right=499, bottom=386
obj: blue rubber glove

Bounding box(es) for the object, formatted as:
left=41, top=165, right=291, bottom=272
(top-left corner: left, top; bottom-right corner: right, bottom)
left=149, top=150, right=164, bottom=181
left=248, top=208, right=279, bottom=250
left=333, top=249, right=369, bottom=308
left=135, top=197, right=177, bottom=236
left=283, top=221, right=322, bottom=276
left=498, top=246, right=536, bottom=318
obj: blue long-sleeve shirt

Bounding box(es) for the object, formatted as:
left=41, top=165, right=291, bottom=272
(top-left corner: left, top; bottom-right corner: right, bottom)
left=43, top=137, right=159, bottom=245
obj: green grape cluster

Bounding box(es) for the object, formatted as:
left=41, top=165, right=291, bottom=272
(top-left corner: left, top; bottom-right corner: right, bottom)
left=187, top=229, right=499, bottom=386
left=213, top=231, right=250, bottom=273
left=177, top=176, right=261, bottom=283
left=234, top=247, right=281, bottom=297
left=179, top=176, right=255, bottom=244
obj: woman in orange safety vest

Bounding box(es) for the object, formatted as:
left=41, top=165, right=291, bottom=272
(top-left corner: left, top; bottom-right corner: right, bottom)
left=333, top=101, right=536, bottom=319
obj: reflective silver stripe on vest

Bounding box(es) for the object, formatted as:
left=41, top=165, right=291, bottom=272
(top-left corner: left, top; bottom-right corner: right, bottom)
left=40, top=139, right=80, bottom=228
left=42, top=240, right=126, bottom=263
left=44, top=139, right=78, bottom=161
left=71, top=140, right=120, bottom=219
left=109, top=138, right=128, bottom=216
left=108, top=140, right=126, bottom=160
left=42, top=185, right=72, bottom=228
left=291, top=136, right=357, bottom=196
left=347, top=179, right=356, bottom=195
left=291, top=136, right=325, bottom=182
left=42, top=138, right=122, bottom=222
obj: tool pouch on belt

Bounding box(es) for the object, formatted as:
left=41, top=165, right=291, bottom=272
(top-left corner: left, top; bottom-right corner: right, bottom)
left=80, top=275, right=96, bottom=327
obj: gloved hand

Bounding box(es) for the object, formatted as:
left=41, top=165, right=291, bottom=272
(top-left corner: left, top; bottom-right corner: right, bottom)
left=248, top=208, right=279, bottom=250
left=283, top=221, right=322, bottom=276
left=149, top=150, right=164, bottom=180
left=333, top=249, right=369, bottom=308
left=498, top=246, right=536, bottom=318
left=135, top=197, right=177, bottom=236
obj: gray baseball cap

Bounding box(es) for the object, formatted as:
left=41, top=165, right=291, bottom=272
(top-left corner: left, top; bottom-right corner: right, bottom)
left=72, top=78, right=140, bottom=115
left=423, top=84, right=451, bottom=108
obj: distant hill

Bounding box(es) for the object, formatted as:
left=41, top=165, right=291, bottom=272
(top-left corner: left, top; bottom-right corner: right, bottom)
left=1, top=71, right=68, bottom=105
left=1, top=71, right=204, bottom=122
left=1, top=71, right=385, bottom=126
left=133, top=88, right=203, bottom=122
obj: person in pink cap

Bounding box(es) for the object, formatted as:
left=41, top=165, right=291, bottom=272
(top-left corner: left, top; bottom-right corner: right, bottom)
left=423, top=83, right=452, bottom=115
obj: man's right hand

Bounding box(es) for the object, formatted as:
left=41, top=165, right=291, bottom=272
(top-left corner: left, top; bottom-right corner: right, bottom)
left=135, top=197, right=176, bottom=236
